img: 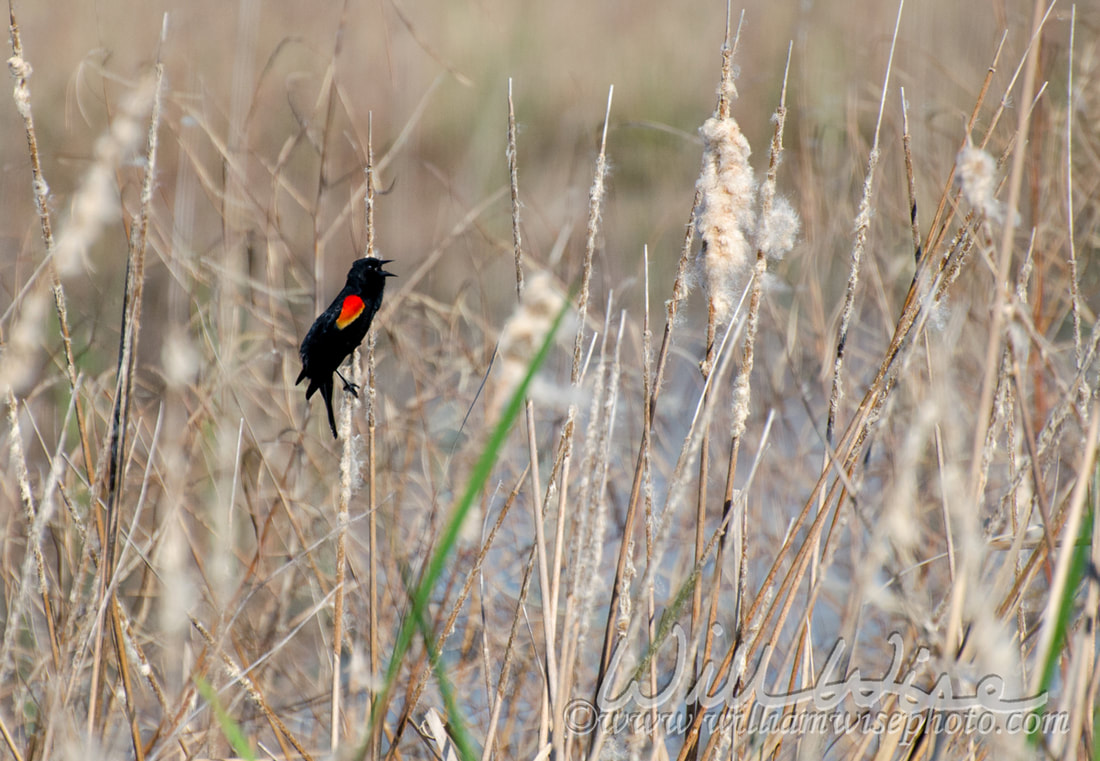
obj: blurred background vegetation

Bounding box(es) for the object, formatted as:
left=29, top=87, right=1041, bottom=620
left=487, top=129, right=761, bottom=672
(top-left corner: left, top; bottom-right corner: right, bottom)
left=2, top=0, right=1099, bottom=758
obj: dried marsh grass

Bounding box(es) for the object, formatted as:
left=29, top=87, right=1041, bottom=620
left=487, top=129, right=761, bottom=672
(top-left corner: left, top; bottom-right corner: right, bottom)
left=2, top=1, right=1099, bottom=761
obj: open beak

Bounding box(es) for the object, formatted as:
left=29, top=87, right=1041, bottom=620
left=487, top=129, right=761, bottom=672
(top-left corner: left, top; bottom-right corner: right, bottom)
left=379, top=258, right=397, bottom=277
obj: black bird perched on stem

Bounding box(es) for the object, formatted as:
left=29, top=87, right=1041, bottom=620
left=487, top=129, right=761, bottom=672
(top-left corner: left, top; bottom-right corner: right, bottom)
left=297, top=257, right=395, bottom=438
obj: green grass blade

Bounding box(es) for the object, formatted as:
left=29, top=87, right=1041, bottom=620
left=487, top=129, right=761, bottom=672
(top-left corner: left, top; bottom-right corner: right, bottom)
left=195, top=676, right=256, bottom=761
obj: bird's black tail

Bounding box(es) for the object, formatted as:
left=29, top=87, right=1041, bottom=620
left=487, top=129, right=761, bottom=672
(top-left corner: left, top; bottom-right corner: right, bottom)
left=321, top=378, right=338, bottom=438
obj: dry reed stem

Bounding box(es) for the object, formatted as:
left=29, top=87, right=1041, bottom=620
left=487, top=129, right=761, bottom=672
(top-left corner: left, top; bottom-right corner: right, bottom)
left=331, top=350, right=356, bottom=749
left=546, top=88, right=614, bottom=757
left=697, top=46, right=792, bottom=742
left=507, top=79, right=524, bottom=300
left=1, top=392, right=60, bottom=680
left=900, top=87, right=921, bottom=262
left=591, top=308, right=744, bottom=761
left=691, top=8, right=744, bottom=678
left=523, top=338, right=554, bottom=755
left=365, top=113, right=383, bottom=761
left=83, top=40, right=165, bottom=757
left=329, top=23, right=367, bottom=747
left=1065, top=7, right=1083, bottom=377
left=5, top=5, right=97, bottom=489
left=825, top=0, right=904, bottom=447
left=482, top=549, right=538, bottom=761
left=502, top=78, right=556, bottom=750
left=966, top=0, right=1047, bottom=538
left=1031, top=403, right=1098, bottom=694
left=559, top=303, right=622, bottom=735
left=596, top=13, right=743, bottom=700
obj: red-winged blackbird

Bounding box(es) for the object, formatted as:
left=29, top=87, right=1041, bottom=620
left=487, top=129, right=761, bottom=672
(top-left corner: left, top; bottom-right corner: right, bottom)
left=297, top=257, right=395, bottom=438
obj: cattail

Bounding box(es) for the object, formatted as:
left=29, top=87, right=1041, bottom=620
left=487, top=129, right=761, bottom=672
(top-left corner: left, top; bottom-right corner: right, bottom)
left=757, top=194, right=799, bottom=261
left=55, top=77, right=155, bottom=276
left=490, top=271, right=571, bottom=419
left=615, top=543, right=636, bottom=637
left=0, top=289, right=48, bottom=393
left=694, top=116, right=756, bottom=324
left=955, top=142, right=1002, bottom=223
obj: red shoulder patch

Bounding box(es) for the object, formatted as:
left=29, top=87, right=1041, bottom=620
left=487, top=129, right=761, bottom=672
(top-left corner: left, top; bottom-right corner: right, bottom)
left=336, top=294, right=365, bottom=329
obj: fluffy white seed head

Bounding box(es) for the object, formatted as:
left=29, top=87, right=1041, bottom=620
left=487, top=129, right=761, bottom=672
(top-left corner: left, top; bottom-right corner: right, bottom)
left=955, top=143, right=1002, bottom=223
left=694, top=116, right=757, bottom=324
left=0, top=289, right=49, bottom=394
left=490, top=272, right=571, bottom=419
left=758, top=194, right=800, bottom=260
left=55, top=78, right=155, bottom=276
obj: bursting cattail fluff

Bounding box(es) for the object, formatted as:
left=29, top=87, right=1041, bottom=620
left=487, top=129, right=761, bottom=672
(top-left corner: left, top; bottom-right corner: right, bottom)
left=694, top=116, right=756, bottom=324
left=55, top=77, right=155, bottom=276
left=757, top=194, right=799, bottom=261
left=490, top=272, right=571, bottom=419
left=955, top=142, right=1003, bottom=223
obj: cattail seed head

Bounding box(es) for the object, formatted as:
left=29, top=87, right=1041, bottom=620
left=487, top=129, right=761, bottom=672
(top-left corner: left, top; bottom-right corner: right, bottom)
left=757, top=194, right=799, bottom=260
left=55, top=77, right=155, bottom=276
left=490, top=272, right=571, bottom=419
left=955, top=142, right=1002, bottom=223
left=694, top=116, right=757, bottom=324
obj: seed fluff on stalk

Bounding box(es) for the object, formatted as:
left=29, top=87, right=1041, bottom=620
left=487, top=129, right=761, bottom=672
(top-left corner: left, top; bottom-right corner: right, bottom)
left=956, top=140, right=1004, bottom=224
left=490, top=271, right=572, bottom=420
left=694, top=116, right=757, bottom=325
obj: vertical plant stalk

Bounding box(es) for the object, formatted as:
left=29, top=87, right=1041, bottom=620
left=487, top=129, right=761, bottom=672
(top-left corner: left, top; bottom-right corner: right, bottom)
left=639, top=246, right=660, bottom=761
left=1, top=391, right=62, bottom=680
left=824, top=1, right=903, bottom=448
left=595, top=8, right=742, bottom=700
left=220, top=0, right=259, bottom=353
left=703, top=37, right=791, bottom=702
left=690, top=10, right=741, bottom=757
left=900, top=88, right=921, bottom=263
left=965, top=0, right=1046, bottom=534
left=504, top=79, right=558, bottom=751
left=557, top=299, right=620, bottom=749
left=90, top=32, right=165, bottom=760
left=331, top=365, right=354, bottom=751
left=548, top=87, right=613, bottom=757
left=365, top=112, right=382, bottom=761
left=507, top=79, right=524, bottom=300
left=694, top=4, right=740, bottom=635
left=481, top=551, right=537, bottom=761
left=1064, top=7, right=1083, bottom=378
left=5, top=6, right=96, bottom=488
left=333, top=95, right=375, bottom=754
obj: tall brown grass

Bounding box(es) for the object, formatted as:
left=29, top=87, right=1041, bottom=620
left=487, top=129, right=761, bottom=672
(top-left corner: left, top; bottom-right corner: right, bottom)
left=2, top=1, right=1098, bottom=760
